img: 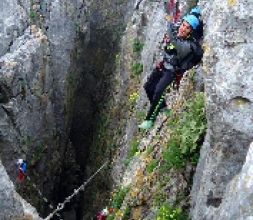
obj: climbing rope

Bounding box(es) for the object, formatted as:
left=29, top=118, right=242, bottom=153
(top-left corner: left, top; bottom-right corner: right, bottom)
left=44, top=161, right=108, bottom=220
left=25, top=176, right=63, bottom=219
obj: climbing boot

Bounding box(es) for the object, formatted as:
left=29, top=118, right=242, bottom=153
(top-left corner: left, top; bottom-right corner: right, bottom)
left=138, top=120, right=154, bottom=130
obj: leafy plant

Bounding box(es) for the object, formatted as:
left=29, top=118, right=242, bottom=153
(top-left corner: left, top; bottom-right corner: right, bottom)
left=145, top=145, right=154, bottom=156
left=133, top=39, right=144, bottom=53
left=110, top=187, right=130, bottom=209
left=146, top=159, right=158, bottom=174
left=156, top=204, right=188, bottom=220
left=161, top=92, right=206, bottom=169
left=131, top=63, right=143, bottom=76
left=29, top=10, right=37, bottom=21
left=136, top=110, right=146, bottom=122
left=107, top=216, right=114, bottom=220
left=122, top=206, right=131, bottom=220
left=161, top=140, right=185, bottom=170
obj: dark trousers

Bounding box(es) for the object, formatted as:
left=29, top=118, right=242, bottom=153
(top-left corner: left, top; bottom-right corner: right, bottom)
left=144, top=68, right=175, bottom=121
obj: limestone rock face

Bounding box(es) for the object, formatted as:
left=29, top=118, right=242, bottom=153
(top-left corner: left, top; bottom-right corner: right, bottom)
left=215, top=142, right=253, bottom=220
left=111, top=0, right=167, bottom=184
left=0, top=0, right=88, bottom=217
left=0, top=0, right=29, bottom=56
left=0, top=0, right=88, bottom=163
left=191, top=1, right=253, bottom=219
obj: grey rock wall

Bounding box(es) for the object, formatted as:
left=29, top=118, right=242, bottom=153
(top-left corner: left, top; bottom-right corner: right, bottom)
left=0, top=0, right=89, bottom=217
left=0, top=0, right=29, bottom=56
left=191, top=0, right=253, bottom=219
left=215, top=142, right=253, bottom=220
left=111, top=0, right=167, bottom=184
left=0, top=25, right=50, bottom=177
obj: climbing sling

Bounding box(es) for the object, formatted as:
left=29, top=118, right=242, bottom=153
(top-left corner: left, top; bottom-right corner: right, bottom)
left=166, top=0, right=180, bottom=23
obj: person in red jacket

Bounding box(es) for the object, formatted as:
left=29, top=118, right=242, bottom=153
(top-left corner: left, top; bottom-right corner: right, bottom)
left=16, top=159, right=27, bottom=183
left=95, top=207, right=114, bottom=220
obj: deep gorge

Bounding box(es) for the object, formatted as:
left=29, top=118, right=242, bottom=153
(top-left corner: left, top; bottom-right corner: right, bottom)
left=1, top=1, right=253, bottom=220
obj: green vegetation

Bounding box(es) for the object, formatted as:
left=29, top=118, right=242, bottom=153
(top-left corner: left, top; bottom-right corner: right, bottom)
left=146, top=159, right=158, bottom=174
left=29, top=10, right=37, bottom=21
left=129, top=92, right=139, bottom=105
left=136, top=110, right=146, bottom=123
left=153, top=189, right=167, bottom=206
left=133, top=39, right=144, bottom=53
left=161, top=92, right=206, bottom=169
left=156, top=204, right=188, bottom=220
left=145, top=145, right=154, bottom=156
left=152, top=174, right=171, bottom=206
left=106, top=186, right=130, bottom=220
left=111, top=186, right=130, bottom=209
left=122, top=206, right=131, bottom=220
left=131, top=63, right=143, bottom=76
left=107, top=216, right=114, bottom=220
left=124, top=138, right=140, bottom=166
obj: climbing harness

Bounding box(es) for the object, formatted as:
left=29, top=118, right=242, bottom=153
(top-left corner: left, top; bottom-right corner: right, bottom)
left=44, top=161, right=108, bottom=220
left=155, top=60, right=183, bottom=91
left=172, top=71, right=183, bottom=90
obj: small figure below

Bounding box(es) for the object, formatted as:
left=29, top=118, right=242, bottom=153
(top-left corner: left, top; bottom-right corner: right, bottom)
left=16, top=159, right=27, bottom=183
left=95, top=207, right=114, bottom=220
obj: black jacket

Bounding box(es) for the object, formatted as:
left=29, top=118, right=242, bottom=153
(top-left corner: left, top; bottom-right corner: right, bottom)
left=163, top=22, right=201, bottom=71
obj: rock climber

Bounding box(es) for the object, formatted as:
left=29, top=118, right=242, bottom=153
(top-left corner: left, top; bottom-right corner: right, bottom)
left=17, top=159, right=27, bottom=183
left=138, top=14, right=203, bottom=130
left=95, top=207, right=114, bottom=220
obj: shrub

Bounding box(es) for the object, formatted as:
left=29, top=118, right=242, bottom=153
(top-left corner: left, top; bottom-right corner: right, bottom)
left=29, top=10, right=37, bottom=21
left=122, top=206, right=131, bottom=220
left=133, top=39, right=144, bottom=53
left=111, top=187, right=130, bottom=209
left=146, top=159, right=158, bottom=174
left=156, top=204, right=188, bottom=220
left=161, top=92, right=206, bottom=169
left=131, top=63, right=143, bottom=76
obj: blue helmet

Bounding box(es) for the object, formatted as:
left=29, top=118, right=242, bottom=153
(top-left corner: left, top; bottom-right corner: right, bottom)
left=183, top=14, right=199, bottom=30
left=190, top=6, right=201, bottom=16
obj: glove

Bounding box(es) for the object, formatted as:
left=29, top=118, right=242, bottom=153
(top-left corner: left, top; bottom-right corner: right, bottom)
left=156, top=61, right=164, bottom=71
